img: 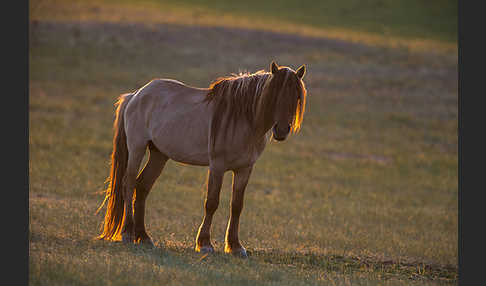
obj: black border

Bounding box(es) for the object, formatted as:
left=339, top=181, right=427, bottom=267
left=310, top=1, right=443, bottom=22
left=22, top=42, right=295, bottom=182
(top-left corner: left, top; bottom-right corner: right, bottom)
left=458, top=0, right=483, bottom=285
left=6, top=0, right=28, bottom=284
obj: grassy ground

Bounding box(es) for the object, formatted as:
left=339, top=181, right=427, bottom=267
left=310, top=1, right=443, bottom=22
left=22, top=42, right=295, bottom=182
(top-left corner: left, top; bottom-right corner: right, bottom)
left=138, top=0, right=458, bottom=42
left=29, top=0, right=458, bottom=285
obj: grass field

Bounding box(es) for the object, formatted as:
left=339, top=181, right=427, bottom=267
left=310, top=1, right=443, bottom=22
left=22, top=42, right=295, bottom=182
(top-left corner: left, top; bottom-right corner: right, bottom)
left=29, top=0, right=458, bottom=284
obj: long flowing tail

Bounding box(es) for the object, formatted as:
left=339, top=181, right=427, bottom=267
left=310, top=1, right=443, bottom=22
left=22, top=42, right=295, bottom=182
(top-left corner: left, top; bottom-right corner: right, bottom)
left=96, top=93, right=134, bottom=241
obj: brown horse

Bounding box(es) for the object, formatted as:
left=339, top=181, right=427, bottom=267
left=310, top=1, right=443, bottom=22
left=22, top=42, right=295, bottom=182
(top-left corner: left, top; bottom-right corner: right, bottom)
left=96, top=61, right=307, bottom=257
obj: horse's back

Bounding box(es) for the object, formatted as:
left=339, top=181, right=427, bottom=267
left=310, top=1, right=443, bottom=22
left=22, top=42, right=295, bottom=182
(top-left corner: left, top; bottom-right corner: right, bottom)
left=124, top=79, right=211, bottom=165
left=133, top=78, right=207, bottom=105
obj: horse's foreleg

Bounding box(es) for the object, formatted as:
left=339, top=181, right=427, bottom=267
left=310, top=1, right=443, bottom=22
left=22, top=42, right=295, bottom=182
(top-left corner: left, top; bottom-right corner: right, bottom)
left=133, top=145, right=168, bottom=246
left=195, top=168, right=224, bottom=253
left=224, top=166, right=253, bottom=258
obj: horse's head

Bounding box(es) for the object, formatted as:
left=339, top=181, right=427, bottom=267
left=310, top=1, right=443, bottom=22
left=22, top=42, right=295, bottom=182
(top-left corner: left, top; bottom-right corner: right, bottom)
left=268, top=61, right=307, bottom=141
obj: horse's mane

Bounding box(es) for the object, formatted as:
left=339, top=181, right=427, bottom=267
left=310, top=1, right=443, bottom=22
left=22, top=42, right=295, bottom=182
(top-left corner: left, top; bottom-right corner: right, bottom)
left=205, top=68, right=306, bottom=149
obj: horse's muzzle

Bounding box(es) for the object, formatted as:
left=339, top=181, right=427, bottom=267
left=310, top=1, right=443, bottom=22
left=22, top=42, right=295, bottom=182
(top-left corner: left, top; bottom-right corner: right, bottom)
left=272, top=124, right=290, bottom=141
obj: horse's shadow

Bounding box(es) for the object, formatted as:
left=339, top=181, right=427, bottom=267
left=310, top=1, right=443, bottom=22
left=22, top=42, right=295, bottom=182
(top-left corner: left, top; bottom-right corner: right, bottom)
left=126, top=240, right=365, bottom=270
left=122, top=241, right=457, bottom=281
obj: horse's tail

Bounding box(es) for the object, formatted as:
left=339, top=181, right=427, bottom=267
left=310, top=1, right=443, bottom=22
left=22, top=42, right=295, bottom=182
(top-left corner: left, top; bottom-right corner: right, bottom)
left=96, top=92, right=134, bottom=241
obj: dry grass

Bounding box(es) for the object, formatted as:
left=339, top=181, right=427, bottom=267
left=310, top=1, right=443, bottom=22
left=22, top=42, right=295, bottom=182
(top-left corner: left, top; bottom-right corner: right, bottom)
left=29, top=0, right=457, bottom=285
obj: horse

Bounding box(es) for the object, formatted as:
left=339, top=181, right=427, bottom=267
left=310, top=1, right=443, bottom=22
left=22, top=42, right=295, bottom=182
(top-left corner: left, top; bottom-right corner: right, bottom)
left=96, top=61, right=307, bottom=258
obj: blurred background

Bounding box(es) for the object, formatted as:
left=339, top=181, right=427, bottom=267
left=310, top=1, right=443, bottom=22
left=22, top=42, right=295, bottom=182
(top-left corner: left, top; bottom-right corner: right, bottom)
left=29, top=0, right=458, bottom=284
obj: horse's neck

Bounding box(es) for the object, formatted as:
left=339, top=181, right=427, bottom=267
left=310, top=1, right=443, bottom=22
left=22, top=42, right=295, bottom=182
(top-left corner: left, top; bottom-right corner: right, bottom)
left=253, top=89, right=276, bottom=140
left=257, top=115, right=275, bottom=140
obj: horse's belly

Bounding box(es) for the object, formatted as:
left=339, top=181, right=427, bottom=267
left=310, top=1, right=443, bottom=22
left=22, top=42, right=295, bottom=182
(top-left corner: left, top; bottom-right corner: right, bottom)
left=152, top=138, right=210, bottom=166
left=169, top=154, right=210, bottom=166
left=150, top=118, right=210, bottom=166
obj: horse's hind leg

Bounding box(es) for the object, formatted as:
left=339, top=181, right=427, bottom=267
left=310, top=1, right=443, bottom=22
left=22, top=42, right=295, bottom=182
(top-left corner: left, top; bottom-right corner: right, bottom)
left=133, top=142, right=168, bottom=246
left=121, top=142, right=147, bottom=243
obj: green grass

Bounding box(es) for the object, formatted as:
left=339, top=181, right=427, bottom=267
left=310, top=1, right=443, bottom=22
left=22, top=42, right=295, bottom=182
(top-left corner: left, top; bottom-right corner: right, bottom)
left=30, top=0, right=457, bottom=54
left=29, top=0, right=457, bottom=285
left=138, top=0, right=458, bottom=43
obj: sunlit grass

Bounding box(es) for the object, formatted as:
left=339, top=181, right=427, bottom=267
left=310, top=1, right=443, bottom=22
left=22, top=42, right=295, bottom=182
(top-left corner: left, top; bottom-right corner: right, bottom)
left=30, top=0, right=457, bottom=55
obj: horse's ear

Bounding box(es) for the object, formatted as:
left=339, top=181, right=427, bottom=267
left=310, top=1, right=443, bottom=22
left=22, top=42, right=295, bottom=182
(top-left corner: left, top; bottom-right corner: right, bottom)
left=270, top=61, right=279, bottom=74
left=296, top=64, right=306, bottom=79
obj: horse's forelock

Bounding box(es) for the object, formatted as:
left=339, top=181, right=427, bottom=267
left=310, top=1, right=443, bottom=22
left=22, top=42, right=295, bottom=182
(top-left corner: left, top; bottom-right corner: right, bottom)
left=269, top=68, right=307, bottom=134
left=292, top=74, right=307, bottom=133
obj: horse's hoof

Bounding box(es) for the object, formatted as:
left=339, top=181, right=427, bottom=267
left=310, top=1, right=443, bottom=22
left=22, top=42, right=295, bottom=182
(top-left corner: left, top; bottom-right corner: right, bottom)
left=134, top=230, right=155, bottom=247
left=122, top=233, right=135, bottom=244
left=196, top=245, right=214, bottom=254
left=226, top=246, right=248, bottom=258
left=235, top=248, right=248, bottom=258
left=140, top=238, right=155, bottom=248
